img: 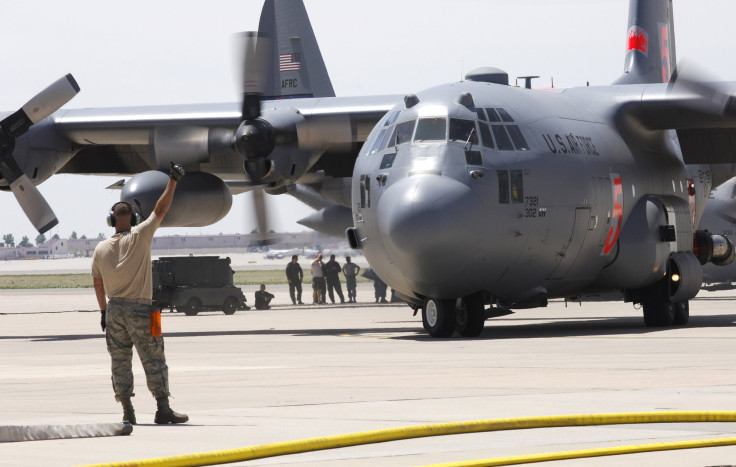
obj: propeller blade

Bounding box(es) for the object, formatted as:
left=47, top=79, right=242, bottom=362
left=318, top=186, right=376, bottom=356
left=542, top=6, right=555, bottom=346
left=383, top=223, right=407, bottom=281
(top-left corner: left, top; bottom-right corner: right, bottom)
left=238, top=31, right=272, bottom=121
left=668, top=63, right=736, bottom=116
left=253, top=189, right=270, bottom=238
left=1, top=74, right=79, bottom=138
left=0, top=74, right=79, bottom=233
left=9, top=173, right=58, bottom=234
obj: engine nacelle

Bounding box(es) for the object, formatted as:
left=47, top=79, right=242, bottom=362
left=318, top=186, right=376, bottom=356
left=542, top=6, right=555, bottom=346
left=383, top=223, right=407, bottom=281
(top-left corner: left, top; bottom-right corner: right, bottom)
left=693, top=230, right=736, bottom=266
left=121, top=171, right=232, bottom=227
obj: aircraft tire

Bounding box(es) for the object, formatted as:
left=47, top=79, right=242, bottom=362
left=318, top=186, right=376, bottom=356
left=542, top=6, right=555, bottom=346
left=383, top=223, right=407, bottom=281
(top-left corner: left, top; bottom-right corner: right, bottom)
left=422, top=298, right=456, bottom=338
left=642, top=298, right=674, bottom=327
left=457, top=294, right=485, bottom=337
left=184, top=297, right=202, bottom=316
left=673, top=300, right=690, bottom=325
left=222, top=297, right=239, bottom=315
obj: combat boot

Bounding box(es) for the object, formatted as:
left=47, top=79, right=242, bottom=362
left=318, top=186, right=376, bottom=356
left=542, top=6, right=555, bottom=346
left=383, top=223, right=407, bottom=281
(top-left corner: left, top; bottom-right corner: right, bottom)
left=121, top=398, right=136, bottom=425
left=154, top=397, right=189, bottom=424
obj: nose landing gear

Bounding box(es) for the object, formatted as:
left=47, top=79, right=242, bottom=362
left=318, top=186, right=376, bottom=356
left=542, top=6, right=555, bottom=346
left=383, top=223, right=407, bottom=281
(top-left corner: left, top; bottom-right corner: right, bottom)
left=422, top=293, right=487, bottom=338
left=422, top=298, right=456, bottom=337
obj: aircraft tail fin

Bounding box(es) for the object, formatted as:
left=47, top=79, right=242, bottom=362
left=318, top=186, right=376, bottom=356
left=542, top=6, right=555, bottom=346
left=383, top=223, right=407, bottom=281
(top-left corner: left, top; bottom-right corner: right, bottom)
left=613, top=0, right=676, bottom=85
left=258, top=0, right=335, bottom=99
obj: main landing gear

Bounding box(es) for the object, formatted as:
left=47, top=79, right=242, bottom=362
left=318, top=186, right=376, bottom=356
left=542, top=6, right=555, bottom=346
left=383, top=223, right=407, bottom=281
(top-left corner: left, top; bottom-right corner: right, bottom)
left=642, top=297, right=689, bottom=326
left=422, top=293, right=487, bottom=338
left=639, top=274, right=690, bottom=327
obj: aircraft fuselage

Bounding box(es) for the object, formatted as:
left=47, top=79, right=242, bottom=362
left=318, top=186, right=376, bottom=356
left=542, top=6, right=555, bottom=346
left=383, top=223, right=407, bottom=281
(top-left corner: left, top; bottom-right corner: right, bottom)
left=352, top=81, right=719, bottom=309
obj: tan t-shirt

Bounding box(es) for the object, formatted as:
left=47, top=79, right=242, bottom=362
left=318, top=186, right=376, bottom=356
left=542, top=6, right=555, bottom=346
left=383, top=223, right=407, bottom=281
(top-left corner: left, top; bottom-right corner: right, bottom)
left=91, top=212, right=161, bottom=300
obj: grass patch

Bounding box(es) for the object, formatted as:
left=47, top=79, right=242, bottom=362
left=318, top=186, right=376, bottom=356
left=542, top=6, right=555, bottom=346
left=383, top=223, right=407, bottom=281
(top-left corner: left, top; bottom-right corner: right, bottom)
left=0, top=270, right=371, bottom=289
left=0, top=274, right=95, bottom=289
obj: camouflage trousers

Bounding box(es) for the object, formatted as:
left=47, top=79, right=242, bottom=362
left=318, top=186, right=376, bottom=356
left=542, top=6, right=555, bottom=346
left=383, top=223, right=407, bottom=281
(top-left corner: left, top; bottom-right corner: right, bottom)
left=105, top=298, right=170, bottom=401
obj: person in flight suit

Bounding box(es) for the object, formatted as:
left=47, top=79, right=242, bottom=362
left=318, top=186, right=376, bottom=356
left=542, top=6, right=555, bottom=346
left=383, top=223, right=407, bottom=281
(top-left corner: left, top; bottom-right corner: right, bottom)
left=92, top=162, right=188, bottom=425
left=342, top=256, right=361, bottom=303
left=324, top=254, right=345, bottom=304
left=285, top=255, right=304, bottom=305
left=254, top=283, right=275, bottom=310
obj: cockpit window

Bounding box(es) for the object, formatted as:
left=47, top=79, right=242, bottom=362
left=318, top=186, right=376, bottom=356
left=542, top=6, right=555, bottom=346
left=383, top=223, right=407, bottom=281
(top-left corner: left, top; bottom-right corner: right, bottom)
left=485, top=108, right=501, bottom=122
left=478, top=122, right=494, bottom=149
left=449, top=118, right=478, bottom=145
left=506, top=125, right=529, bottom=150
left=492, top=125, right=514, bottom=150
left=497, top=108, right=515, bottom=122
left=476, top=109, right=487, bottom=121
left=414, top=118, right=447, bottom=142
left=395, top=120, right=416, bottom=145
left=384, top=111, right=400, bottom=126
left=367, top=128, right=388, bottom=155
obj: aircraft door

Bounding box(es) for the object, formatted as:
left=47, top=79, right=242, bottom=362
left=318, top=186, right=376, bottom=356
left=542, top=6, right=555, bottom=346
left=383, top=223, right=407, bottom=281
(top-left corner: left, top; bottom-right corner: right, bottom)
left=548, top=207, right=591, bottom=280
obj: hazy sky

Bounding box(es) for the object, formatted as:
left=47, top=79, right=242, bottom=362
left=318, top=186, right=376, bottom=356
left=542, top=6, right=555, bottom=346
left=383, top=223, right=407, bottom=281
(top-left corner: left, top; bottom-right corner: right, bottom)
left=2, top=0, right=736, bottom=241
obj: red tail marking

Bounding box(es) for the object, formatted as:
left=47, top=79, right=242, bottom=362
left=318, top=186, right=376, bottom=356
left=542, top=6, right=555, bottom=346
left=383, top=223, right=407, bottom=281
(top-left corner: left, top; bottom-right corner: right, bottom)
left=627, top=27, right=649, bottom=55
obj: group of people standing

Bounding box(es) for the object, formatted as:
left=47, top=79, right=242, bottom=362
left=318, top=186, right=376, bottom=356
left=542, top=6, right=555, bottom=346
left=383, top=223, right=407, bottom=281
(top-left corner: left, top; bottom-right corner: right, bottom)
left=285, top=253, right=361, bottom=305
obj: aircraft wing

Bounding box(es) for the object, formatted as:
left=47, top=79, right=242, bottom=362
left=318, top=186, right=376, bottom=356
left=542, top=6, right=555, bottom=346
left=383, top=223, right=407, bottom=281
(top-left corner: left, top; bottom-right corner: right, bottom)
left=54, top=95, right=399, bottom=178
left=611, top=80, right=736, bottom=165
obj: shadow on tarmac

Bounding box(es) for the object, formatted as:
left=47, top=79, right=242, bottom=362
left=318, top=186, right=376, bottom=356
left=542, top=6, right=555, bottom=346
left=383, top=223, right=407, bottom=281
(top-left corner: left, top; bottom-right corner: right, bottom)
left=4, top=312, right=736, bottom=343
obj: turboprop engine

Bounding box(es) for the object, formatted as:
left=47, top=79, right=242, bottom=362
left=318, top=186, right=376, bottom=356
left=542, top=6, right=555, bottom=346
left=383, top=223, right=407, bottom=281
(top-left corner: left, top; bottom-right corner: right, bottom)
left=120, top=171, right=232, bottom=227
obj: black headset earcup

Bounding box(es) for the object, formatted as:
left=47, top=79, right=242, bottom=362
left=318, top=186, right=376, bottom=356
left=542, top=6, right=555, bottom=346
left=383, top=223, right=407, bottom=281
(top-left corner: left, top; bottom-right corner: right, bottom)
left=107, top=211, right=116, bottom=227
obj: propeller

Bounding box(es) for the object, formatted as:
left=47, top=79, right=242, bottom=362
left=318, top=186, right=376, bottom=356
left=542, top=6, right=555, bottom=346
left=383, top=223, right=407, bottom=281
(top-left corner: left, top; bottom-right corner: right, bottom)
left=235, top=31, right=275, bottom=185
left=234, top=32, right=274, bottom=240
left=0, top=74, right=80, bottom=234
left=668, top=62, right=736, bottom=116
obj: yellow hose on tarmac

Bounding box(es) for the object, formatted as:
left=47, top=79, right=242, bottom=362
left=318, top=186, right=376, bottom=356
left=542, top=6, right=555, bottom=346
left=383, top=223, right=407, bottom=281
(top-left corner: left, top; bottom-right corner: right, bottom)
left=423, top=436, right=736, bottom=467
left=81, top=411, right=736, bottom=467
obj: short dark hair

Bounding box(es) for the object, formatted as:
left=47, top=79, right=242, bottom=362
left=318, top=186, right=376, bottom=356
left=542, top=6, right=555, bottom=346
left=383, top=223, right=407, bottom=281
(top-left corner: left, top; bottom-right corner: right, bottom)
left=112, top=202, right=132, bottom=217
left=292, top=255, right=298, bottom=260
left=330, top=255, right=335, bottom=260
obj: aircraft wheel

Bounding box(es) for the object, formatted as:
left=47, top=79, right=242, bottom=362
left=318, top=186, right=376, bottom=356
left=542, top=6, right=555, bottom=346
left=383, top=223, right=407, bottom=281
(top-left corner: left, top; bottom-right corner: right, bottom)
left=642, top=298, right=674, bottom=327
left=673, top=300, right=689, bottom=325
left=222, top=297, right=239, bottom=315
left=457, top=294, right=485, bottom=337
left=422, top=298, right=456, bottom=338
left=184, top=297, right=202, bottom=316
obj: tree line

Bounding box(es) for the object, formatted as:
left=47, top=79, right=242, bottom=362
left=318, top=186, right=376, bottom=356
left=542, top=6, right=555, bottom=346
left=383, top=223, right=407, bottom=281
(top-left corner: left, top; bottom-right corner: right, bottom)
left=1, top=231, right=107, bottom=248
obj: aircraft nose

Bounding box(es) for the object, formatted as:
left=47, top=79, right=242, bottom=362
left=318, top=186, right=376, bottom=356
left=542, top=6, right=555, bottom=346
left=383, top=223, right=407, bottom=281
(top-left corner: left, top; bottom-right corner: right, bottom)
left=376, top=174, right=483, bottom=294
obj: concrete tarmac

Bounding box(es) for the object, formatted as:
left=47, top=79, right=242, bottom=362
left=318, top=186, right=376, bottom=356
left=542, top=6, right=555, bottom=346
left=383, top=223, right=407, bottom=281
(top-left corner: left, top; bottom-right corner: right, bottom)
left=3, top=284, right=736, bottom=466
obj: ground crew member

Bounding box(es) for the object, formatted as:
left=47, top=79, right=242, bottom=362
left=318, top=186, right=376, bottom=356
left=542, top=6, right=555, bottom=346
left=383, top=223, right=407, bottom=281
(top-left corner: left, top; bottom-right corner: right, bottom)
left=324, top=254, right=345, bottom=304
left=285, top=255, right=304, bottom=305
left=342, top=256, right=360, bottom=303
left=255, top=283, right=275, bottom=310
left=311, top=252, right=326, bottom=304
left=92, top=162, right=188, bottom=425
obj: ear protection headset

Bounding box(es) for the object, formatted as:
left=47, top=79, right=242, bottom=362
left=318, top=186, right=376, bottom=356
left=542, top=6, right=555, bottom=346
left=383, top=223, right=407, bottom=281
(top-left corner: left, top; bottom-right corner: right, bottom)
left=107, top=201, right=141, bottom=227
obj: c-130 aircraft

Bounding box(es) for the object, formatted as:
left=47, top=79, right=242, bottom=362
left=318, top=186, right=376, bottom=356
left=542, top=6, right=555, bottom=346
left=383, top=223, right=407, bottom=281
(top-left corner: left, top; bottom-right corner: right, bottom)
left=1, top=0, right=735, bottom=337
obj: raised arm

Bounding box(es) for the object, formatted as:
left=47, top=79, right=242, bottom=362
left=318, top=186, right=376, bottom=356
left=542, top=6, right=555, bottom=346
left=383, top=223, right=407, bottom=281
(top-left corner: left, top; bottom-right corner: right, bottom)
left=153, top=162, right=185, bottom=221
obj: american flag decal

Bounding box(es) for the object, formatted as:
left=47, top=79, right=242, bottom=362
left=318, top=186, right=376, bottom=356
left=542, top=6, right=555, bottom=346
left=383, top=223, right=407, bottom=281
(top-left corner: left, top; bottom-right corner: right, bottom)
left=279, top=53, right=301, bottom=72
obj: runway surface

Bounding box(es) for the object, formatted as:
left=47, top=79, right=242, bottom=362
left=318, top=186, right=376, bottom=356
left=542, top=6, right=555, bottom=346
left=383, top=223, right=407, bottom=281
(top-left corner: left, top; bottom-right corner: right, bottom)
left=3, top=283, right=736, bottom=466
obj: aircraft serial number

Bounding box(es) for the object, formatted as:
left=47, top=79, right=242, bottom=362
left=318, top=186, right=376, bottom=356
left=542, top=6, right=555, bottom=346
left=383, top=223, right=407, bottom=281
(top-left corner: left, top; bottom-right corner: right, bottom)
left=525, top=207, right=547, bottom=218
